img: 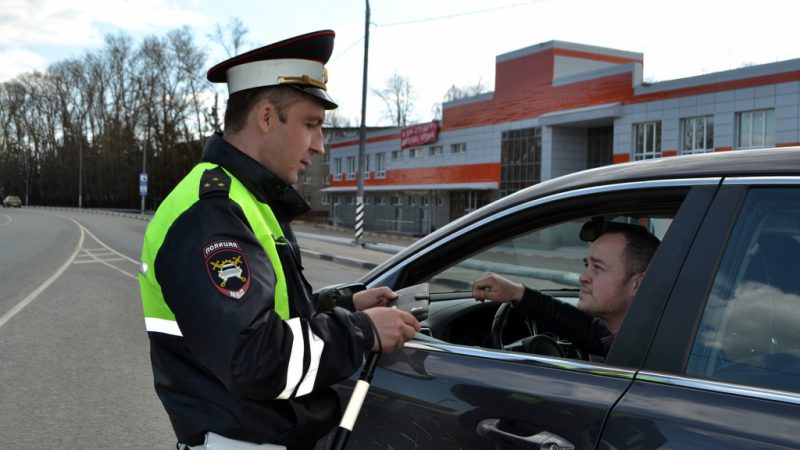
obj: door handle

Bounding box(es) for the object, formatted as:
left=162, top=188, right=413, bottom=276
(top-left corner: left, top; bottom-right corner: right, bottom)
left=476, top=418, right=575, bottom=450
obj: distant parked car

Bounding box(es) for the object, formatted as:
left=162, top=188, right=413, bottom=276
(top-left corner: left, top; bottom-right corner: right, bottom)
left=2, top=195, right=21, bottom=208
left=326, top=146, right=800, bottom=450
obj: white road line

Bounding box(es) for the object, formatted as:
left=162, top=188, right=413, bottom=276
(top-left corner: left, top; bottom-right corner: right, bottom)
left=80, top=249, right=137, bottom=279
left=74, top=258, right=125, bottom=264
left=69, top=222, right=138, bottom=279
left=78, top=226, right=139, bottom=265
left=0, top=217, right=85, bottom=330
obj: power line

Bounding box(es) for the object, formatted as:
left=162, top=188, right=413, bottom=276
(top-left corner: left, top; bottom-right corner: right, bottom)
left=331, top=36, right=365, bottom=63
left=331, top=0, right=546, bottom=62
left=376, top=0, right=546, bottom=28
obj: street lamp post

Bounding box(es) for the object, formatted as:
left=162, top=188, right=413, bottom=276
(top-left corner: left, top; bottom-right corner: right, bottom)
left=140, top=138, right=147, bottom=214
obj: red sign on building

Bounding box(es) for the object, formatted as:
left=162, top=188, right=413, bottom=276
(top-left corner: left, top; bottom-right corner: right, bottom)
left=400, top=121, right=439, bottom=149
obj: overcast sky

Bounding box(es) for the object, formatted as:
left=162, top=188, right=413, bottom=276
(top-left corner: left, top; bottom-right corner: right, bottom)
left=2, top=0, right=798, bottom=126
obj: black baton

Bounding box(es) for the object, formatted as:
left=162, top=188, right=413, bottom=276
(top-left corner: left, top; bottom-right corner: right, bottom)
left=330, top=351, right=381, bottom=450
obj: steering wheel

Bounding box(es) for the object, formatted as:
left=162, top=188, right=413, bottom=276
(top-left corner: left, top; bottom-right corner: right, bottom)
left=491, top=302, right=587, bottom=360
left=491, top=303, right=537, bottom=349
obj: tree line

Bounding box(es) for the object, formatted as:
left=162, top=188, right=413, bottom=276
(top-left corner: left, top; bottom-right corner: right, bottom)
left=0, top=21, right=489, bottom=210
left=0, top=27, right=220, bottom=209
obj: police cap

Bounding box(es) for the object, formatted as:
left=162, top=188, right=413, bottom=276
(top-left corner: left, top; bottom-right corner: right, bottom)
left=207, top=29, right=338, bottom=110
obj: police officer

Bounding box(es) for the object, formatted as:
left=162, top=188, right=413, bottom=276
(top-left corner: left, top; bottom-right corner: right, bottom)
left=138, top=30, right=420, bottom=449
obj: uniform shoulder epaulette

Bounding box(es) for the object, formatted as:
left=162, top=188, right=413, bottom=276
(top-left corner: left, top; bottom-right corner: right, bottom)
left=199, top=167, right=232, bottom=198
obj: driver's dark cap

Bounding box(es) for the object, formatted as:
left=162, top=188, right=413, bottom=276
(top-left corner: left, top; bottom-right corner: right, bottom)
left=206, top=30, right=338, bottom=110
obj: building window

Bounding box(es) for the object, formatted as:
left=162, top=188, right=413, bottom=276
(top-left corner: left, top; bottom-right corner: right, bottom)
left=429, top=145, right=443, bottom=156
left=321, top=194, right=329, bottom=205
left=633, top=121, right=661, bottom=160
left=375, top=196, right=386, bottom=206
left=391, top=150, right=400, bottom=160
left=451, top=143, right=467, bottom=154
left=348, top=196, right=356, bottom=205
left=346, top=156, right=356, bottom=180
left=408, top=196, right=416, bottom=206
left=334, top=196, right=341, bottom=205
left=436, top=195, right=444, bottom=206
left=501, top=127, right=541, bottom=197
left=322, top=174, right=329, bottom=186
left=303, top=194, right=311, bottom=203
left=301, top=173, right=310, bottom=185
left=410, top=147, right=423, bottom=158
left=449, top=191, right=492, bottom=221
left=736, top=109, right=775, bottom=150
left=364, top=196, right=370, bottom=205
left=376, top=152, right=386, bottom=179
left=587, top=126, right=613, bottom=169
left=333, top=158, right=342, bottom=181
left=421, top=196, right=430, bottom=206
left=681, top=115, right=714, bottom=154
left=364, top=154, right=371, bottom=180
left=391, top=196, right=402, bottom=206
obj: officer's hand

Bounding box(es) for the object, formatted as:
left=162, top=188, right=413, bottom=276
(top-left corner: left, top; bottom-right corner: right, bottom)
left=353, top=287, right=398, bottom=311
left=363, top=307, right=420, bottom=352
left=472, top=272, right=524, bottom=304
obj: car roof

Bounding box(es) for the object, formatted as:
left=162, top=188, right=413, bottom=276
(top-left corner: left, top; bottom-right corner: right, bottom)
left=473, top=146, right=800, bottom=224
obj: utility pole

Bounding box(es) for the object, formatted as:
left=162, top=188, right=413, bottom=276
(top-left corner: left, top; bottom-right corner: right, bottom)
left=354, top=0, right=370, bottom=245
left=78, top=124, right=83, bottom=209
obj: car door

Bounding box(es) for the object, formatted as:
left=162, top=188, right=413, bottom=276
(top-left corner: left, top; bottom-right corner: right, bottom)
left=601, top=177, right=800, bottom=449
left=331, top=180, right=719, bottom=450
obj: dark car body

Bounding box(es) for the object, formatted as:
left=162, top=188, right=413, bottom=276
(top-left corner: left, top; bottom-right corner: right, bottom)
left=327, top=147, right=800, bottom=449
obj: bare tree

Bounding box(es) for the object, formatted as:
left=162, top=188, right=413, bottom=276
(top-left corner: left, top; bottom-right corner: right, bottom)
left=324, top=109, right=353, bottom=128
left=0, top=27, right=216, bottom=208
left=209, top=18, right=249, bottom=58
left=443, top=78, right=488, bottom=102
left=432, top=78, right=490, bottom=120
left=372, top=71, right=416, bottom=127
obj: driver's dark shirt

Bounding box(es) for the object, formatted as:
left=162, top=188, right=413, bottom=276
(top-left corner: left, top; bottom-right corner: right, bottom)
left=517, top=287, right=614, bottom=356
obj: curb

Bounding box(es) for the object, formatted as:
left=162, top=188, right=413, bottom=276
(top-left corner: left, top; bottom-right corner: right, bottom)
left=300, top=249, right=377, bottom=270
left=28, top=206, right=153, bottom=221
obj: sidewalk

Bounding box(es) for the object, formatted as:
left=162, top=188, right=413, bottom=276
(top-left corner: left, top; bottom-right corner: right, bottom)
left=292, top=221, right=419, bottom=270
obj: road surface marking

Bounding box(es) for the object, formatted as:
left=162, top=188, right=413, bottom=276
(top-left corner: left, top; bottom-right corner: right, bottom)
left=0, top=217, right=84, bottom=329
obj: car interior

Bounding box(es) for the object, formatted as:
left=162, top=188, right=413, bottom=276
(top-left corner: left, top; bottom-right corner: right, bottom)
left=401, top=204, right=678, bottom=363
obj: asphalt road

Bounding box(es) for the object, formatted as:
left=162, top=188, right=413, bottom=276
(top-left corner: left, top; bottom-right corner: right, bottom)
left=0, top=208, right=372, bottom=449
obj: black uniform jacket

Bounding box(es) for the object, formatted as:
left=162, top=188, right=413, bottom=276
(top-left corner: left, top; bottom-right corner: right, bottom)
left=149, top=133, right=375, bottom=449
left=518, top=287, right=614, bottom=356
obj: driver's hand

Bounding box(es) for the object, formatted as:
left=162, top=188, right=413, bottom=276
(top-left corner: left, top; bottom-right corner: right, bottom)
left=472, top=272, right=524, bottom=304
left=353, top=287, right=398, bottom=311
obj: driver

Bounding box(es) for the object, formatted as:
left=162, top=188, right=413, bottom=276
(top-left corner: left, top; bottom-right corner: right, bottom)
left=472, top=223, right=660, bottom=357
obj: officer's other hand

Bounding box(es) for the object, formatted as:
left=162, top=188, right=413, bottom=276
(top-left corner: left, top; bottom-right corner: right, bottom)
left=472, top=272, right=524, bottom=304
left=363, top=307, right=420, bottom=352
left=353, top=287, right=398, bottom=311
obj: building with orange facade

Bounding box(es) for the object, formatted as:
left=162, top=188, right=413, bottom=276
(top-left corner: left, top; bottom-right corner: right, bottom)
left=323, top=40, right=800, bottom=234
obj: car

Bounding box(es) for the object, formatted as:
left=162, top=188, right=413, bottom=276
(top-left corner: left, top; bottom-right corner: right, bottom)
left=2, top=195, right=21, bottom=208
left=326, top=147, right=800, bottom=449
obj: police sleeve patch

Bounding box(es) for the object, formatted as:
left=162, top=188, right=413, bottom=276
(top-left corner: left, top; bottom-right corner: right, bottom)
left=203, top=240, right=250, bottom=299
